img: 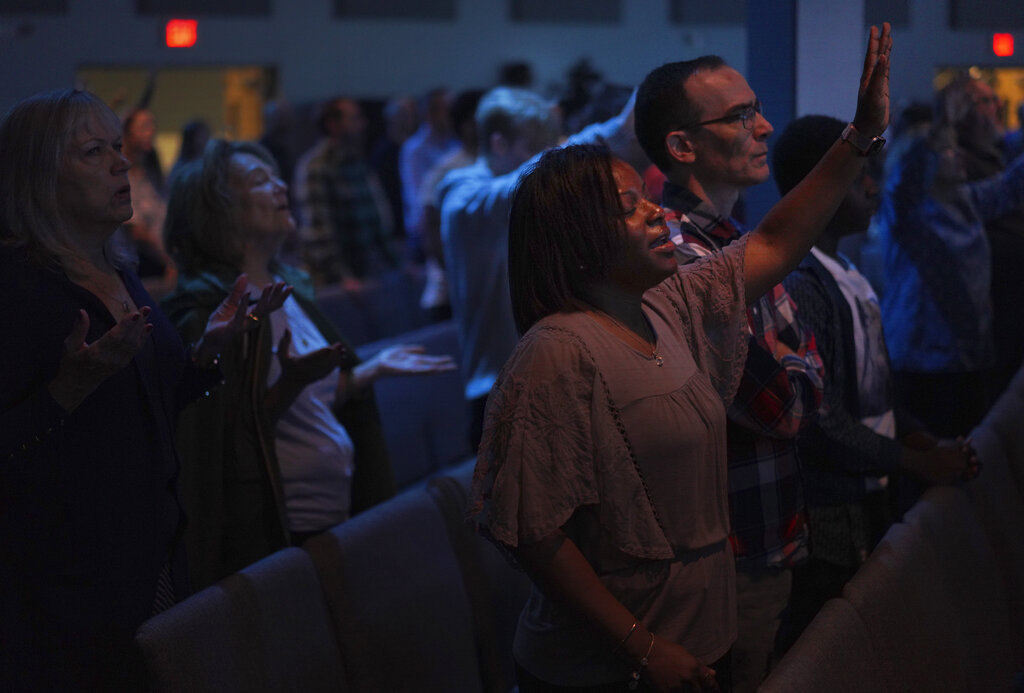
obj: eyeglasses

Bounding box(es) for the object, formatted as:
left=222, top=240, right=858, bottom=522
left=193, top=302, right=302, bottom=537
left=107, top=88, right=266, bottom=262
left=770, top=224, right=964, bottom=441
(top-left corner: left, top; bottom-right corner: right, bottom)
left=680, top=100, right=764, bottom=131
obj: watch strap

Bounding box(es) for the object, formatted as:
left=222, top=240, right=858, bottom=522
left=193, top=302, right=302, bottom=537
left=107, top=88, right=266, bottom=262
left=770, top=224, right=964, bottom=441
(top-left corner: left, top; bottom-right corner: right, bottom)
left=841, top=123, right=885, bottom=156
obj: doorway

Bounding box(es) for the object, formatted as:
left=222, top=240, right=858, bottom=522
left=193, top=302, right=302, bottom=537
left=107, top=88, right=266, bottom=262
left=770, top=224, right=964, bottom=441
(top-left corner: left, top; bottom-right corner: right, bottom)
left=935, top=65, right=1024, bottom=131
left=76, top=65, right=274, bottom=178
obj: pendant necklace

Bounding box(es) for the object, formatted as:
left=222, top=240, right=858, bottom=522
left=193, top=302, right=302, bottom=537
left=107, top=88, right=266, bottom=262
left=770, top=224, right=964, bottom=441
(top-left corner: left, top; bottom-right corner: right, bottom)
left=593, top=311, right=663, bottom=367
left=103, top=289, right=131, bottom=314
left=93, top=284, right=132, bottom=314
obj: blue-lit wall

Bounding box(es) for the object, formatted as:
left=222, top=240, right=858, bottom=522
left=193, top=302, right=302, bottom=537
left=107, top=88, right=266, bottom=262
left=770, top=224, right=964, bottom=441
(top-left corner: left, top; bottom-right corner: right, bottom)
left=0, top=0, right=1018, bottom=114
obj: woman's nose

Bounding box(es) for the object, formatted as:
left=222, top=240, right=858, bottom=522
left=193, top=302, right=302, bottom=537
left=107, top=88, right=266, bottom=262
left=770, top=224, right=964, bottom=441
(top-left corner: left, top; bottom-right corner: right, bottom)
left=646, top=200, right=666, bottom=225
left=114, top=150, right=131, bottom=172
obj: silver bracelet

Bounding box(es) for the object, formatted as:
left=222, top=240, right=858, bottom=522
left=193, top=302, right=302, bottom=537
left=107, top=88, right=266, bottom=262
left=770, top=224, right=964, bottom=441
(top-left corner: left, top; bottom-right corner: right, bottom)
left=628, top=633, right=655, bottom=690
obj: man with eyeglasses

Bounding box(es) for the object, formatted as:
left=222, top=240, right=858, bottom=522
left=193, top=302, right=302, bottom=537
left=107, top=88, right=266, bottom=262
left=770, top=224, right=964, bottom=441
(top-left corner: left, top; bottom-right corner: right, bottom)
left=635, top=58, right=825, bottom=693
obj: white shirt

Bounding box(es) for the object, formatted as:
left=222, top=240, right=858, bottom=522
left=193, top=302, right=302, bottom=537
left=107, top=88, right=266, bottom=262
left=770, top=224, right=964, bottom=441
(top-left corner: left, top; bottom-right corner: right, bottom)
left=267, top=293, right=355, bottom=532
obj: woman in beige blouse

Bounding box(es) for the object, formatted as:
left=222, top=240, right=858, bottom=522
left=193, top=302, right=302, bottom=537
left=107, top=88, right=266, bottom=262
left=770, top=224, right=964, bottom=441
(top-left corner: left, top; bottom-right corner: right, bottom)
left=470, top=25, right=892, bottom=693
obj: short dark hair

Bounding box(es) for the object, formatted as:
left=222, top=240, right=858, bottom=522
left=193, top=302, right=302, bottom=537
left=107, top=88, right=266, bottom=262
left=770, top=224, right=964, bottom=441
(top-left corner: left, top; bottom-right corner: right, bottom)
left=635, top=56, right=726, bottom=173
left=315, top=96, right=353, bottom=136
left=164, top=139, right=280, bottom=274
left=772, top=115, right=845, bottom=196
left=508, top=144, right=626, bottom=334
left=450, top=88, right=485, bottom=136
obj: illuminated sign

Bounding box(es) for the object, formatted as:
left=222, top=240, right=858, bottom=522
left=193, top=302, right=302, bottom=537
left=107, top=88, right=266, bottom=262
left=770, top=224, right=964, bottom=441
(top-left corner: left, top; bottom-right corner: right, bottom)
left=166, top=19, right=197, bottom=48
left=993, top=33, right=1014, bottom=57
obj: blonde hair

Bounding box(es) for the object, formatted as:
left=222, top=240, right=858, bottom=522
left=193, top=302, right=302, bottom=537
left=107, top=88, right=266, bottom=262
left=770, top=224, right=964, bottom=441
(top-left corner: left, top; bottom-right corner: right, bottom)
left=0, top=88, right=132, bottom=269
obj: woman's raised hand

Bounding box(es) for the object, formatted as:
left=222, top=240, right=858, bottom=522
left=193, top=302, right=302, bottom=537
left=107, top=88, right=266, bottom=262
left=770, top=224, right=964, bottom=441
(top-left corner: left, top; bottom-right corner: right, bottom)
left=350, top=344, right=457, bottom=390
left=48, top=308, right=152, bottom=412
left=853, top=22, right=892, bottom=138
left=276, top=329, right=347, bottom=389
left=193, top=274, right=292, bottom=365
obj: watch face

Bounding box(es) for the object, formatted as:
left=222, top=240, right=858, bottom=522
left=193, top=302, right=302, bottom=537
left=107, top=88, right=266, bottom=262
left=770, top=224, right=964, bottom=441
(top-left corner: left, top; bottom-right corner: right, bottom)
left=867, top=136, right=886, bottom=155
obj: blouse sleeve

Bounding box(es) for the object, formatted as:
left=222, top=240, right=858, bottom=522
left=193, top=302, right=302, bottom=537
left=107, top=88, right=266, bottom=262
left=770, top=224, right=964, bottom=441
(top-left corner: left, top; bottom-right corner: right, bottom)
left=654, top=233, right=749, bottom=407
left=468, top=325, right=672, bottom=561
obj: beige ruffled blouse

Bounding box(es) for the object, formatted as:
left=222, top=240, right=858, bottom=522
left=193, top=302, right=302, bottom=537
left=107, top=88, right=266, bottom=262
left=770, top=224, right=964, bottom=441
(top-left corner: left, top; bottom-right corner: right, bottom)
left=469, top=235, right=750, bottom=685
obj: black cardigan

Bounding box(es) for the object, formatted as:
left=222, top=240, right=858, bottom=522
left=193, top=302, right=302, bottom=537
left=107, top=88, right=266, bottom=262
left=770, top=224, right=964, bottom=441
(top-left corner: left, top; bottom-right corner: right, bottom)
left=0, top=246, right=214, bottom=691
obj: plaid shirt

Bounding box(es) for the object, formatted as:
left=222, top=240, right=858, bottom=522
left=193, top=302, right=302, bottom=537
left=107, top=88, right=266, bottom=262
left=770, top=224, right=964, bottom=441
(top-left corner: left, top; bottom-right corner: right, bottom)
left=663, top=182, right=824, bottom=570
left=294, top=138, right=397, bottom=283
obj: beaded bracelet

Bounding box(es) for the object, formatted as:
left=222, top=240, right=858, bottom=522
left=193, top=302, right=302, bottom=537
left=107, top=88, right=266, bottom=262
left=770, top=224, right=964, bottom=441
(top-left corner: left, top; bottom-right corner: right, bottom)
left=189, top=341, right=221, bottom=369
left=628, top=633, right=655, bottom=690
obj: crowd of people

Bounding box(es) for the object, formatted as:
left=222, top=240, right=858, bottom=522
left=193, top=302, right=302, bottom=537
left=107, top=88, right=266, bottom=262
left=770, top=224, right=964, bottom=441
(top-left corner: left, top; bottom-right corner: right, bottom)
left=2, top=20, right=1020, bottom=692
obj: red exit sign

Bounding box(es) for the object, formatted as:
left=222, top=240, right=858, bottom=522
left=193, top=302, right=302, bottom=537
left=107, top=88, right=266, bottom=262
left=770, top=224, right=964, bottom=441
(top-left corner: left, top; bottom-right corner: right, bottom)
left=166, top=19, right=197, bottom=48
left=993, top=33, right=1014, bottom=57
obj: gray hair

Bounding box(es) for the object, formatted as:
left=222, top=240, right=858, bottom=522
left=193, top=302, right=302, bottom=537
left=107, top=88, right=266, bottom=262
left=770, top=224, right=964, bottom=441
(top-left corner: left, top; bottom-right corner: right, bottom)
left=164, top=139, right=279, bottom=275
left=475, top=86, right=559, bottom=156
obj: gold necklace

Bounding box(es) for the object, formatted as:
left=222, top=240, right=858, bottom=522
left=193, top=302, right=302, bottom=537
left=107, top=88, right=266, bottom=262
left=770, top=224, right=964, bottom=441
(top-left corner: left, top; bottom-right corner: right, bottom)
left=83, top=275, right=133, bottom=314
left=94, top=281, right=133, bottom=314
left=63, top=257, right=133, bottom=315
left=591, top=311, right=663, bottom=367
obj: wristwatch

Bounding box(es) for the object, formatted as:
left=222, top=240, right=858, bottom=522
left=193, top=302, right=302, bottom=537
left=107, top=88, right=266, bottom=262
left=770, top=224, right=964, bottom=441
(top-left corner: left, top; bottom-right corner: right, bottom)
left=841, top=123, right=885, bottom=156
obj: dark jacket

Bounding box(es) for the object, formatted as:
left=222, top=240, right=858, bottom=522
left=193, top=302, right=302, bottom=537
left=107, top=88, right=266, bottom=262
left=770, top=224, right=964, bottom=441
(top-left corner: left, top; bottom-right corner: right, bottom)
left=162, top=260, right=394, bottom=589
left=784, top=250, right=914, bottom=506
left=0, top=246, right=209, bottom=691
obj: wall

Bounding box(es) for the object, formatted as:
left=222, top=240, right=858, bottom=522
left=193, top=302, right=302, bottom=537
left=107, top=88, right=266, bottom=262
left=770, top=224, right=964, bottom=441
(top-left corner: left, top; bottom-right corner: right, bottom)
left=0, top=0, right=745, bottom=113
left=0, top=1, right=1019, bottom=144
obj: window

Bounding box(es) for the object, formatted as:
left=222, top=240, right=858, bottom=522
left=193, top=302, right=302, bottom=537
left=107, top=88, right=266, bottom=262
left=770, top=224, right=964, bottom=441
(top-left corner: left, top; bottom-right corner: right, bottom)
left=669, top=0, right=744, bottom=24
left=334, top=0, right=455, bottom=20
left=135, top=0, right=270, bottom=16
left=509, top=0, right=619, bottom=24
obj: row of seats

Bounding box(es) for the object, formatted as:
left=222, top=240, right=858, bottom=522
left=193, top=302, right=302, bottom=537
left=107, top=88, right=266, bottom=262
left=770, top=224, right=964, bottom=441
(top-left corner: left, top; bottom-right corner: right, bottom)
left=136, top=381, right=1024, bottom=692
left=355, top=318, right=473, bottom=490
left=316, top=269, right=430, bottom=348
left=135, top=297, right=1024, bottom=691
left=761, top=366, right=1024, bottom=692
left=135, top=459, right=531, bottom=692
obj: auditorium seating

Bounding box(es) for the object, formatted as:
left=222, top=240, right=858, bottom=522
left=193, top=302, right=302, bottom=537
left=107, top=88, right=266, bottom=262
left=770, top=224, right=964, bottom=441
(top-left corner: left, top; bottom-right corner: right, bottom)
left=758, top=597, right=885, bottom=693
left=136, top=459, right=529, bottom=692
left=356, top=319, right=473, bottom=490
left=135, top=333, right=1024, bottom=692
left=315, top=269, right=428, bottom=347
left=762, top=365, right=1024, bottom=692
left=135, top=547, right=348, bottom=692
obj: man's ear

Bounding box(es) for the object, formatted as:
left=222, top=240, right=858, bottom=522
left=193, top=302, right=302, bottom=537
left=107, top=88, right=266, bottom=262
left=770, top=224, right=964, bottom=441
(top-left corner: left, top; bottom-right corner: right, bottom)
left=665, top=130, right=696, bottom=165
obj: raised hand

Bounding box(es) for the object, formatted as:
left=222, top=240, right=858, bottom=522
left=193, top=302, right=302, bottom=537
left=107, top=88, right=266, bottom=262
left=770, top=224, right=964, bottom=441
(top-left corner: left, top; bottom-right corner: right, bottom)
left=350, top=344, right=457, bottom=392
left=276, top=329, right=347, bottom=390
left=48, top=308, right=153, bottom=412
left=853, top=22, right=892, bottom=138
left=248, top=279, right=292, bottom=324
left=363, top=344, right=455, bottom=377
left=264, top=328, right=347, bottom=422
left=193, top=274, right=292, bottom=365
